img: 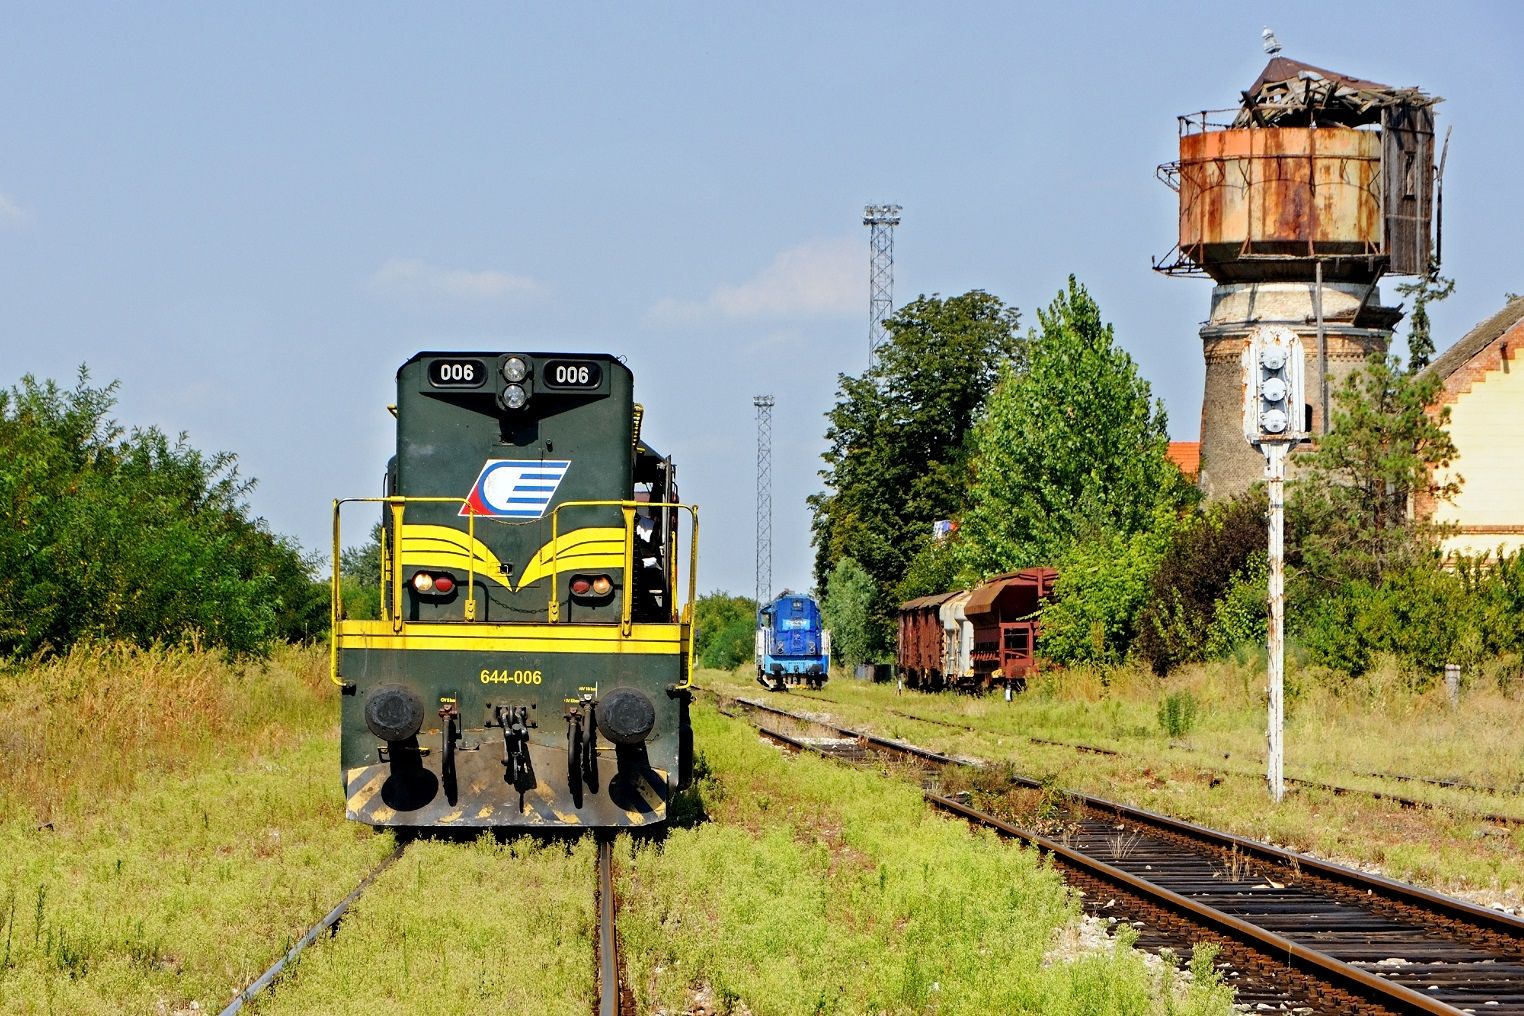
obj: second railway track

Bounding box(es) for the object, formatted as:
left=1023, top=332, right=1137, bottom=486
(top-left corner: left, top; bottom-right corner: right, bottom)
left=720, top=691, right=1524, bottom=1015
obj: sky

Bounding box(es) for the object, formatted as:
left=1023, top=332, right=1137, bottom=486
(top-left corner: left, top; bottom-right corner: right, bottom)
left=3, top=3, right=1521, bottom=599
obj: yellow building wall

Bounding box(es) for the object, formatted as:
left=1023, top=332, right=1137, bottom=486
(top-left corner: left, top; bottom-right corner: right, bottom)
left=1434, top=358, right=1524, bottom=559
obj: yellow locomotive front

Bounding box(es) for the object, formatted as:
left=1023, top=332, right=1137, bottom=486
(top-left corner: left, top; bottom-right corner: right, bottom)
left=331, top=352, right=696, bottom=829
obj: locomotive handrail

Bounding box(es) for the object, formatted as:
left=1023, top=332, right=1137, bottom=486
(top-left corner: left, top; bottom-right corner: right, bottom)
left=546, top=499, right=700, bottom=679
left=330, top=496, right=479, bottom=684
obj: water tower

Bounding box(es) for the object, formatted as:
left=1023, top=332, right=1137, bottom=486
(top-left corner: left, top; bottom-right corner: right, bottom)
left=1155, top=56, right=1441, bottom=498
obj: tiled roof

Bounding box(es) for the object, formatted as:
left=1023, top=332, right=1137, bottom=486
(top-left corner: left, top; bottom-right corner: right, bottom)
left=1166, top=441, right=1201, bottom=479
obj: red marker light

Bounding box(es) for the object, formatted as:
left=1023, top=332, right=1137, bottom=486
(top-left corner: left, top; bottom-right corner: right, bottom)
left=431, top=574, right=455, bottom=594
left=570, top=577, right=592, bottom=596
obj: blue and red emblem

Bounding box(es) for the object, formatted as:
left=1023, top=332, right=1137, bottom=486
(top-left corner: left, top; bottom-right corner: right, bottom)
left=459, top=459, right=571, bottom=519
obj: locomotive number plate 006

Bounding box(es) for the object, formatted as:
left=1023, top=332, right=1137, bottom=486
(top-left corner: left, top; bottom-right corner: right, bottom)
left=539, top=359, right=603, bottom=390
left=428, top=358, right=487, bottom=389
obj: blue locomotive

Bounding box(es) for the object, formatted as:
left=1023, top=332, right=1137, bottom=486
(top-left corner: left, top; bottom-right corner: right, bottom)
left=754, top=592, right=830, bottom=691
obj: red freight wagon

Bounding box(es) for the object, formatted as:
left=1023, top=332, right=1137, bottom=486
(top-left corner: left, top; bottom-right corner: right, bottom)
left=963, top=568, right=1058, bottom=691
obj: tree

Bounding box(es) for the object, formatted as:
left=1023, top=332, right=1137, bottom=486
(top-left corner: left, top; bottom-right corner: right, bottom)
left=1135, top=490, right=1267, bottom=675
left=0, top=369, right=317, bottom=656
left=809, top=291, right=1022, bottom=653
left=1394, top=264, right=1456, bottom=372
left=1289, top=353, right=1459, bottom=590
left=956, top=277, right=1190, bottom=579
left=691, top=591, right=757, bottom=670
left=822, top=557, right=876, bottom=669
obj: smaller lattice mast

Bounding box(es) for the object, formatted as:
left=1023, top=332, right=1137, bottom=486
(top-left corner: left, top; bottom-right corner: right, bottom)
left=753, top=394, right=775, bottom=607
left=863, top=204, right=902, bottom=363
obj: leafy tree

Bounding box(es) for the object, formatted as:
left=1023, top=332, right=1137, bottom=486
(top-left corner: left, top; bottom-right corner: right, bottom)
left=691, top=591, right=757, bottom=670
left=893, top=529, right=963, bottom=604
left=1394, top=264, right=1456, bottom=372
left=1289, top=353, right=1458, bottom=591
left=338, top=522, right=384, bottom=622
left=810, top=291, right=1023, bottom=653
left=957, top=276, right=1190, bottom=579
left=1038, top=507, right=1177, bottom=666
left=1136, top=490, right=1267, bottom=675
left=0, top=369, right=317, bottom=656
left=822, top=557, right=876, bottom=669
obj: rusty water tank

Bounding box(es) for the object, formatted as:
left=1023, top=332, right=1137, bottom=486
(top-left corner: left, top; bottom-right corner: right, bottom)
left=1177, top=127, right=1382, bottom=283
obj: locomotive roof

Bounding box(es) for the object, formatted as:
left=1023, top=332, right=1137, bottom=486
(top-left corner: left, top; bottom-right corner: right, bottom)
left=397, top=350, right=627, bottom=378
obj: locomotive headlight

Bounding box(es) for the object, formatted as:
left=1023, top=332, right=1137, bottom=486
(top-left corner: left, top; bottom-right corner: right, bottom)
left=411, top=571, right=435, bottom=593
left=591, top=575, right=613, bottom=596
left=503, top=384, right=528, bottom=410
left=502, top=356, right=529, bottom=383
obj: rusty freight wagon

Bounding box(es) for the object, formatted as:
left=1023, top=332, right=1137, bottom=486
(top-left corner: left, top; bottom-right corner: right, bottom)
left=897, top=591, right=956, bottom=689
left=897, top=568, right=1058, bottom=693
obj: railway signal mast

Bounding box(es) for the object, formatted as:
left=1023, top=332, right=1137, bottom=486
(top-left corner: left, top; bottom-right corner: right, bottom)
left=753, top=394, right=775, bottom=608
left=864, top=204, right=901, bottom=364
left=1242, top=325, right=1305, bottom=802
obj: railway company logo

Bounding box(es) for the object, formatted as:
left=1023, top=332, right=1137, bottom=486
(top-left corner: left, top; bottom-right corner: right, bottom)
left=460, top=459, right=571, bottom=519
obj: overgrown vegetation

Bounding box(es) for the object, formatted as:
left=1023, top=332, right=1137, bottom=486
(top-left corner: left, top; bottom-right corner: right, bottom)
left=822, top=556, right=875, bottom=669
left=810, top=291, right=1023, bottom=656
left=621, top=703, right=1236, bottom=1014
left=0, top=370, right=325, bottom=656
left=692, top=591, right=758, bottom=670
left=957, top=277, right=1193, bottom=580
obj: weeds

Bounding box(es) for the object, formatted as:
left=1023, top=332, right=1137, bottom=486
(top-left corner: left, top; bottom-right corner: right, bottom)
left=1157, top=690, right=1199, bottom=739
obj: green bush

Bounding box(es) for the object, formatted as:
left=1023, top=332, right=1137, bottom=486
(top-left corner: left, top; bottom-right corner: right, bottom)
left=692, top=591, right=757, bottom=670
left=0, top=370, right=322, bottom=656
left=1136, top=490, right=1266, bottom=675
left=1039, top=507, right=1176, bottom=666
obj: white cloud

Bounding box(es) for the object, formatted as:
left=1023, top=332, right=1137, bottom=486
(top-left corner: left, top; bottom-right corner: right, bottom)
left=0, top=191, right=28, bottom=227
left=369, top=258, right=545, bottom=302
left=645, top=236, right=859, bottom=325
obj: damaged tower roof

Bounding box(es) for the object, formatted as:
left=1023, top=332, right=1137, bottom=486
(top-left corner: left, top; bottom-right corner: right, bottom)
left=1234, top=56, right=1440, bottom=130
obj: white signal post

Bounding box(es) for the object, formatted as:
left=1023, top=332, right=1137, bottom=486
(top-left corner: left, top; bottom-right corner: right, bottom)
left=1242, top=325, right=1305, bottom=803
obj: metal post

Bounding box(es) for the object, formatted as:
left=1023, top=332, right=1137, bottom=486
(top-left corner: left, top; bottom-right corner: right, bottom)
left=753, top=395, right=774, bottom=608
left=1315, top=259, right=1329, bottom=435
left=1445, top=663, right=1460, bottom=707
left=1264, top=442, right=1287, bottom=802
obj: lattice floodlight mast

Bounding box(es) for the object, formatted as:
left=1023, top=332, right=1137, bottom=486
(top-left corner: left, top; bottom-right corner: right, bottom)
left=753, top=395, right=775, bottom=608
left=864, top=204, right=902, bottom=362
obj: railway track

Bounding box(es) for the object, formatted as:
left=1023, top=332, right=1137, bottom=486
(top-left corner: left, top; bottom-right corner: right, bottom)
left=876, top=705, right=1524, bottom=828
left=219, top=840, right=409, bottom=1015
left=597, top=836, right=631, bottom=1016
left=722, top=693, right=1524, bottom=1015
left=219, top=834, right=630, bottom=1015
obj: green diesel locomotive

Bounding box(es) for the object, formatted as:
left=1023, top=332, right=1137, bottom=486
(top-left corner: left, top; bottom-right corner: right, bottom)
left=330, top=351, right=697, bottom=830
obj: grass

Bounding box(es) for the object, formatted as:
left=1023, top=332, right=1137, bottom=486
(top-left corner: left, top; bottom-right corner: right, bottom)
left=0, top=643, right=401, bottom=1014
left=0, top=642, right=336, bottom=825
left=700, top=659, right=1524, bottom=911
left=618, top=705, right=1235, bottom=1015
left=248, top=835, right=597, bottom=1015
